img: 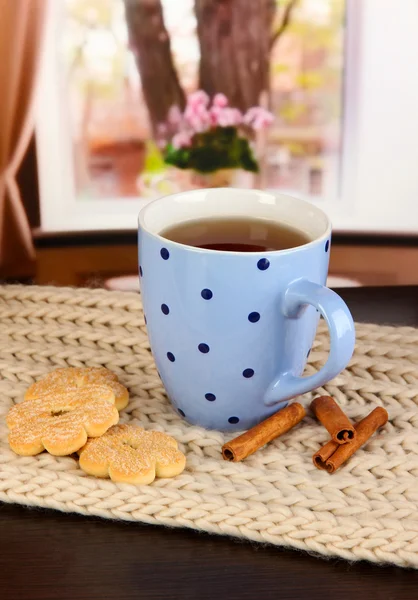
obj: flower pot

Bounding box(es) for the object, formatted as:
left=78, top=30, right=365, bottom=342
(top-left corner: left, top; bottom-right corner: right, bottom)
left=189, top=168, right=254, bottom=188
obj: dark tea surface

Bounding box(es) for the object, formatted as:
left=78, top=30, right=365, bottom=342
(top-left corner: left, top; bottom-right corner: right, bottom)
left=161, top=217, right=311, bottom=252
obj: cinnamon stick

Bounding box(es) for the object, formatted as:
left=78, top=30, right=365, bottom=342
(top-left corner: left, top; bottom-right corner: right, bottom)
left=311, top=396, right=356, bottom=444
left=222, top=403, right=306, bottom=462
left=312, top=438, right=339, bottom=470
left=313, top=407, right=388, bottom=473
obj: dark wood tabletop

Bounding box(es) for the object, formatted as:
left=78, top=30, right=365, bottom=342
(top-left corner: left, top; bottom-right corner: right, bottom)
left=1, top=286, right=418, bottom=600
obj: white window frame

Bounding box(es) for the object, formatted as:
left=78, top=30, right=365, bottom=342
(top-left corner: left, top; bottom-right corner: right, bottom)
left=35, top=0, right=418, bottom=234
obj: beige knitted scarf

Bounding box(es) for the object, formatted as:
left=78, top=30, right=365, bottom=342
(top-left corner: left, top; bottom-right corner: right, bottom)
left=0, top=285, right=417, bottom=568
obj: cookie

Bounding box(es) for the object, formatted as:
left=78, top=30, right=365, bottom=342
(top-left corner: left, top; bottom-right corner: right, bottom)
left=79, top=424, right=186, bottom=485
left=7, top=386, right=119, bottom=456
left=25, top=367, right=129, bottom=411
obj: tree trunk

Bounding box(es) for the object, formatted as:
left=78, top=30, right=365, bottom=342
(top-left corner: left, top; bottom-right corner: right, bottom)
left=195, top=0, right=276, bottom=111
left=123, top=0, right=186, bottom=133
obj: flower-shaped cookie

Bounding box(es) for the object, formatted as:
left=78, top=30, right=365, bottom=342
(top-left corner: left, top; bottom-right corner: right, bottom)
left=79, top=424, right=186, bottom=484
left=25, top=367, right=129, bottom=411
left=7, top=386, right=119, bottom=456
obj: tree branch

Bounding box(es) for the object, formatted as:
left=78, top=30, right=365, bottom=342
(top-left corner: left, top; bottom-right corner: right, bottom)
left=270, top=0, right=297, bottom=49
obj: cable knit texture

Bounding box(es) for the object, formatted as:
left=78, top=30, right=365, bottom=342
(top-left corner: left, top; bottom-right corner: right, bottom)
left=0, top=285, right=417, bottom=568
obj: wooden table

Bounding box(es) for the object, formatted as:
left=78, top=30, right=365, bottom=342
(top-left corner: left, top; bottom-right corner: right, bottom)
left=1, top=287, right=418, bottom=600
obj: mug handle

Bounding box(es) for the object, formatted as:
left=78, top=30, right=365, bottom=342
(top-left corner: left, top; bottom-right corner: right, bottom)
left=264, top=279, right=355, bottom=407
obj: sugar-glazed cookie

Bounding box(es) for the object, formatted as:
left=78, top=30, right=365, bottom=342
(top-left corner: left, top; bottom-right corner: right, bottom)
left=25, top=367, right=129, bottom=411
left=79, top=424, right=186, bottom=485
left=7, top=386, right=119, bottom=456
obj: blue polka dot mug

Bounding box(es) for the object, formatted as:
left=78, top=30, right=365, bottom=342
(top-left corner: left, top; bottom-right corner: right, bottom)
left=138, top=188, right=355, bottom=432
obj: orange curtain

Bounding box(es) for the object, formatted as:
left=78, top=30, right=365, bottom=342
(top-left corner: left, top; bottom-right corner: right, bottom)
left=0, top=0, right=48, bottom=276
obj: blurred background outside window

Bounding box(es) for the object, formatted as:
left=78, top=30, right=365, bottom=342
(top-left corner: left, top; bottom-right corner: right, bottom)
left=36, top=0, right=418, bottom=234
left=62, top=0, right=344, bottom=202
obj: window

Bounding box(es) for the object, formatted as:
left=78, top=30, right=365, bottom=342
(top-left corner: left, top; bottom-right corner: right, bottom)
left=36, top=0, right=418, bottom=233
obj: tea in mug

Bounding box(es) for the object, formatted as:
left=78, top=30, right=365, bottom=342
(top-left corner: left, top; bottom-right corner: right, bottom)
left=161, top=217, right=311, bottom=252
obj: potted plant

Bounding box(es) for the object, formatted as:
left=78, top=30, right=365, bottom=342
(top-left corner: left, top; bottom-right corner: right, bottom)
left=157, top=91, right=274, bottom=187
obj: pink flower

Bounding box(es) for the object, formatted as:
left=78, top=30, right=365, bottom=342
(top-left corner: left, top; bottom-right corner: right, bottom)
left=167, top=105, right=182, bottom=126
left=212, top=93, right=228, bottom=108
left=191, top=115, right=211, bottom=132
left=187, top=90, right=210, bottom=109
left=243, top=107, right=274, bottom=129
left=216, top=107, right=243, bottom=127
left=184, top=102, right=210, bottom=133
left=243, top=107, right=258, bottom=125
left=253, top=113, right=274, bottom=130
left=172, top=132, right=192, bottom=149
left=231, top=108, right=243, bottom=125
left=209, top=105, right=222, bottom=126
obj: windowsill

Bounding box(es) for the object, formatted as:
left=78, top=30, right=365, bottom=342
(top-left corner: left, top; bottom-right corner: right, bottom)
left=33, top=227, right=418, bottom=249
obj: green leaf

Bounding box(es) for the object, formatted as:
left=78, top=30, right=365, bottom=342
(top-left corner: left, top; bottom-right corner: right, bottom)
left=163, top=128, right=259, bottom=173
left=238, top=139, right=259, bottom=172
left=164, top=143, right=191, bottom=170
